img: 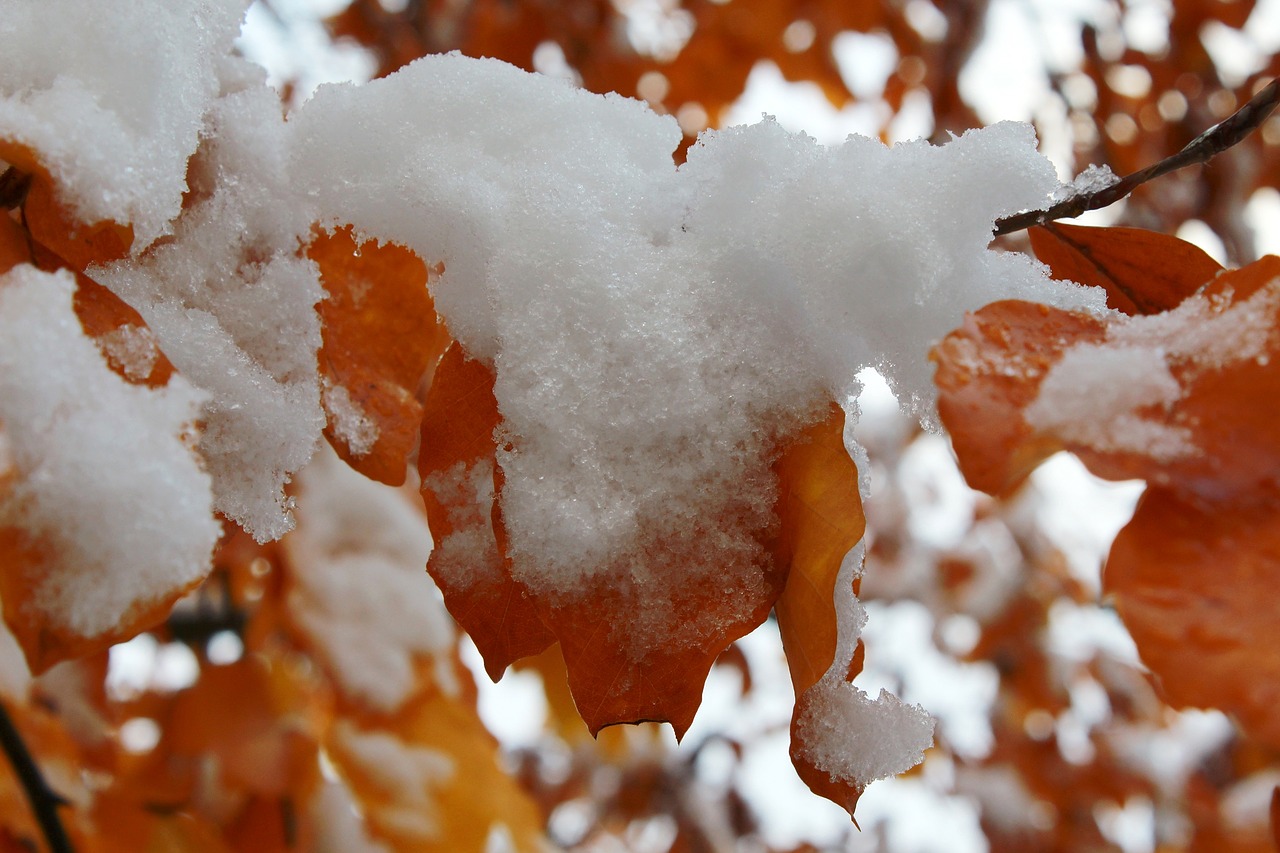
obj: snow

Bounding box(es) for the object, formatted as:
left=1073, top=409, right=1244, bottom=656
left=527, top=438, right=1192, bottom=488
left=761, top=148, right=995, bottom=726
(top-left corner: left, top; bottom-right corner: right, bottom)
left=1027, top=278, right=1280, bottom=460
left=289, top=54, right=1102, bottom=688
left=285, top=448, right=456, bottom=711
left=0, top=0, right=247, bottom=249
left=332, top=720, right=456, bottom=842
left=94, top=84, right=325, bottom=542
left=0, top=266, right=218, bottom=638
left=0, top=0, right=1117, bottom=793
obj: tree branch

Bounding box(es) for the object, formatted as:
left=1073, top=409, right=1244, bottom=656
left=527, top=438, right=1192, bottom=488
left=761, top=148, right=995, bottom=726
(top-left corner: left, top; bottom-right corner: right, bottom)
left=994, top=76, right=1280, bottom=237
left=0, top=699, right=74, bottom=853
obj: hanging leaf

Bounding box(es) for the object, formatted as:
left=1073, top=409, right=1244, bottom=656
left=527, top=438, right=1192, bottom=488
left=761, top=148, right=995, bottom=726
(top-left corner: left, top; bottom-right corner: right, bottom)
left=770, top=405, right=870, bottom=817
left=1106, top=488, right=1280, bottom=749
left=418, top=344, right=554, bottom=679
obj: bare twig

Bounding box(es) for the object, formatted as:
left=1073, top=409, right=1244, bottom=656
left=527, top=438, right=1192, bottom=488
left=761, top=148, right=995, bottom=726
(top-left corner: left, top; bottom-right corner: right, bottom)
left=994, top=76, right=1280, bottom=237
left=0, top=699, right=74, bottom=853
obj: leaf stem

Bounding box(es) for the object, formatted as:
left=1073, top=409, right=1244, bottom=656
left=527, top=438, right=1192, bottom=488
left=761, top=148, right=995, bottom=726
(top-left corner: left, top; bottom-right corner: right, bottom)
left=994, top=76, right=1280, bottom=237
left=0, top=699, right=74, bottom=853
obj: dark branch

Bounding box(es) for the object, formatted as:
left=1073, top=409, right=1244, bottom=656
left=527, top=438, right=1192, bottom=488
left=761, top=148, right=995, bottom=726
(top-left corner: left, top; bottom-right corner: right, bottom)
left=0, top=699, right=74, bottom=853
left=994, top=76, right=1280, bottom=237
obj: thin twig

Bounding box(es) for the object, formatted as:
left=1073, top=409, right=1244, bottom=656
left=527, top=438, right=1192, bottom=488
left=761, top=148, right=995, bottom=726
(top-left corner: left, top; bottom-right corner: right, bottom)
left=994, top=76, right=1280, bottom=236
left=0, top=699, right=74, bottom=853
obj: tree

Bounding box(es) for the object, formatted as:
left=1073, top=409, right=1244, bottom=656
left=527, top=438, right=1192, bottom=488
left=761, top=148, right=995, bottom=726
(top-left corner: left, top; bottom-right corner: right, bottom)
left=0, top=0, right=1279, bottom=851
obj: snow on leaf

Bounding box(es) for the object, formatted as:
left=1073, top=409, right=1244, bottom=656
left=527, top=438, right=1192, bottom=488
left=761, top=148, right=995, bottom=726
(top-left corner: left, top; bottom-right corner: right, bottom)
left=936, top=247, right=1280, bottom=754
left=283, top=446, right=456, bottom=714
left=418, top=344, right=554, bottom=680
left=772, top=406, right=932, bottom=818
left=23, top=172, right=133, bottom=272
left=1029, top=222, right=1221, bottom=316
left=932, top=299, right=1108, bottom=496
left=0, top=267, right=217, bottom=673
left=309, top=226, right=448, bottom=485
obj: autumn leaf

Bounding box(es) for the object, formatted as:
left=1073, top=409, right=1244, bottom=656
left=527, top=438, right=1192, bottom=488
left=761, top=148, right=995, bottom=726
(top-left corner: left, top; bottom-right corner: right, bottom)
left=770, top=405, right=869, bottom=816
left=418, top=343, right=554, bottom=679
left=22, top=172, right=133, bottom=272
left=309, top=226, right=448, bottom=485
left=1106, top=488, right=1280, bottom=749
left=935, top=234, right=1280, bottom=750
left=1029, top=222, right=1220, bottom=315
left=931, top=299, right=1107, bottom=496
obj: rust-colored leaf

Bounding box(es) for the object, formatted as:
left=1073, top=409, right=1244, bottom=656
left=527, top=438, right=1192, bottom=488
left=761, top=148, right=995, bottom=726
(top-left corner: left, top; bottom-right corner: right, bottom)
left=22, top=173, right=132, bottom=272
left=770, top=405, right=869, bottom=819
left=0, top=527, right=206, bottom=675
left=1106, top=488, right=1280, bottom=749
left=931, top=299, right=1107, bottom=495
left=310, top=226, right=448, bottom=485
left=772, top=405, right=865, bottom=695
left=418, top=344, right=554, bottom=679
left=1029, top=222, right=1221, bottom=315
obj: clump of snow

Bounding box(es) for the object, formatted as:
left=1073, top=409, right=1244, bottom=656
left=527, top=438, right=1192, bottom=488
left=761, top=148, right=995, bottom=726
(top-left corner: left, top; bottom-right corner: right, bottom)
left=1026, top=344, right=1193, bottom=461
left=95, top=84, right=325, bottom=542
left=308, top=779, right=393, bottom=853
left=796, top=547, right=934, bottom=785
left=285, top=448, right=456, bottom=711
left=1052, top=163, right=1120, bottom=202
left=796, top=682, right=936, bottom=784
left=288, top=54, right=1101, bottom=665
left=0, top=266, right=217, bottom=638
left=1026, top=279, right=1280, bottom=460
left=0, top=0, right=247, bottom=249
left=97, top=324, right=160, bottom=382
left=321, top=380, right=378, bottom=458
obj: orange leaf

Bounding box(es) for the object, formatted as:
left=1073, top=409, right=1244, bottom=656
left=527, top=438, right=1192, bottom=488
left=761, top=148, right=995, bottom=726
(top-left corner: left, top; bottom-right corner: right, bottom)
left=418, top=344, right=554, bottom=679
left=931, top=299, right=1107, bottom=495
left=71, top=275, right=174, bottom=388
left=309, top=226, right=448, bottom=485
left=772, top=404, right=865, bottom=696
left=1029, top=223, right=1220, bottom=315
left=0, top=527, right=206, bottom=675
left=770, top=405, right=870, bottom=819
left=22, top=173, right=133, bottom=272
left=1106, top=488, right=1280, bottom=749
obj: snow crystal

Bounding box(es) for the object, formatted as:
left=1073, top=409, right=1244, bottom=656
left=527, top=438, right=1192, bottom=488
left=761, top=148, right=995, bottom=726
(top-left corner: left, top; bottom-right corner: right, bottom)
left=95, top=85, right=325, bottom=542
left=286, top=448, right=456, bottom=711
left=0, top=266, right=217, bottom=638
left=0, top=0, right=247, bottom=249
left=795, top=682, right=935, bottom=785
